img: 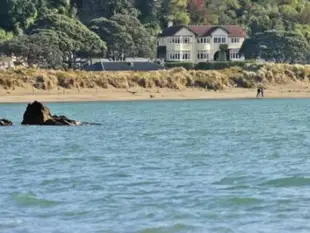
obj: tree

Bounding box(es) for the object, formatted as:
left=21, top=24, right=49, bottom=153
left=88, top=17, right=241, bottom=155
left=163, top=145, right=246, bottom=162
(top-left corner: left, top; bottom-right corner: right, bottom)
left=0, top=31, right=63, bottom=68
left=161, top=0, right=190, bottom=25
left=0, top=0, right=37, bottom=32
left=188, top=0, right=207, bottom=24
left=135, top=0, right=162, bottom=25
left=219, top=44, right=228, bottom=61
left=111, top=14, right=156, bottom=58
left=76, top=0, right=138, bottom=21
left=0, top=28, right=13, bottom=42
left=27, top=13, right=106, bottom=67
left=240, top=30, right=310, bottom=63
left=89, top=18, right=135, bottom=60
left=300, top=2, right=310, bottom=24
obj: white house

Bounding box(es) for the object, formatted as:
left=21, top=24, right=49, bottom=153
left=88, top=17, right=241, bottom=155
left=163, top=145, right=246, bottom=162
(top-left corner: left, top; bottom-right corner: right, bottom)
left=157, top=24, right=247, bottom=63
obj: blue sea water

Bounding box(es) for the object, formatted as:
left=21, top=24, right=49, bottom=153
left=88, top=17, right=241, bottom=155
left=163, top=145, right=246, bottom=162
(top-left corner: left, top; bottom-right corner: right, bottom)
left=1, top=99, right=310, bottom=233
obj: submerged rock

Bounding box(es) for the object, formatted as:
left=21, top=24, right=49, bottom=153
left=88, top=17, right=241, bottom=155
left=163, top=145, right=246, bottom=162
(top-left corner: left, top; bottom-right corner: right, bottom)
left=0, top=119, right=13, bottom=126
left=21, top=101, right=82, bottom=126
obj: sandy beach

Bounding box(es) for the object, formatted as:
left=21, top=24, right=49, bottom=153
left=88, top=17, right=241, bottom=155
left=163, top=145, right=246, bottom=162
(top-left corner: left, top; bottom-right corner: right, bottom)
left=1, top=84, right=310, bottom=103
left=1, top=63, right=310, bottom=103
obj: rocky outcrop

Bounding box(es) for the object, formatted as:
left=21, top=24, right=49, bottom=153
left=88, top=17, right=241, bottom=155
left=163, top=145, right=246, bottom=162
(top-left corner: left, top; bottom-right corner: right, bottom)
left=21, top=101, right=81, bottom=126
left=0, top=119, right=13, bottom=126
left=21, top=101, right=52, bottom=125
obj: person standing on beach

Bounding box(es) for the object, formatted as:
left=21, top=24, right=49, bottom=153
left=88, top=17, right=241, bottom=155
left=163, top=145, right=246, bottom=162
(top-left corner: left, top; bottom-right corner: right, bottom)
left=260, top=87, right=264, bottom=98
left=256, top=88, right=261, bottom=98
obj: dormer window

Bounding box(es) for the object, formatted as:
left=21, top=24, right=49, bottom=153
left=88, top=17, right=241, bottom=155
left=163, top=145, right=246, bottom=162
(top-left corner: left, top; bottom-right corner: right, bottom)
left=197, top=37, right=210, bottom=44
left=231, top=37, right=240, bottom=43
left=214, top=36, right=226, bottom=43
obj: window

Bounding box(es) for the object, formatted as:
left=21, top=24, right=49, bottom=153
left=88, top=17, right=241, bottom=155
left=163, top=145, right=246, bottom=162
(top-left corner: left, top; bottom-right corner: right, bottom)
left=169, top=51, right=181, bottom=60
left=214, top=35, right=226, bottom=43
left=182, top=37, right=191, bottom=44
left=230, top=49, right=240, bottom=60
left=169, top=37, right=181, bottom=44
left=197, top=37, right=210, bottom=44
left=182, top=51, right=191, bottom=60
left=197, top=50, right=209, bottom=60
left=168, top=51, right=191, bottom=61
left=169, top=36, right=192, bottom=44
left=158, top=38, right=165, bottom=45
left=231, top=37, right=240, bottom=43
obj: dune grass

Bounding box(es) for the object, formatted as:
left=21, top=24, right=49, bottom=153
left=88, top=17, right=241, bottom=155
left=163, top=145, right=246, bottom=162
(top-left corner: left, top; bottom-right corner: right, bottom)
left=1, top=63, right=310, bottom=91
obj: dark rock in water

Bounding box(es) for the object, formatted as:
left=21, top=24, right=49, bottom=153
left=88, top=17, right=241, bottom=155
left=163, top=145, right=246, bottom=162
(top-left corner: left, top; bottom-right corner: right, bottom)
left=21, top=101, right=101, bottom=126
left=45, top=115, right=81, bottom=126
left=21, top=101, right=52, bottom=125
left=0, top=119, right=13, bottom=126
left=21, top=101, right=81, bottom=126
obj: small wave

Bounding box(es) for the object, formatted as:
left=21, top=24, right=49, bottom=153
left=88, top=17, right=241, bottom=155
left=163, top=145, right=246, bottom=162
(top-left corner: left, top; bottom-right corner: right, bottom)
left=221, top=185, right=252, bottom=190
left=11, top=192, right=61, bottom=207
left=63, top=210, right=89, bottom=217
left=260, top=176, right=310, bottom=187
left=137, top=223, right=197, bottom=233
left=213, top=176, right=253, bottom=186
left=217, top=197, right=262, bottom=206
left=209, top=226, right=234, bottom=233
left=0, top=218, right=23, bottom=229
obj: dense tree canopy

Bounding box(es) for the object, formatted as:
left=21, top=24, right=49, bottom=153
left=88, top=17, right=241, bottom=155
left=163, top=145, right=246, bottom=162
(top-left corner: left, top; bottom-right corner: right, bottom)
left=240, top=31, right=310, bottom=63
left=89, top=17, right=135, bottom=60
left=2, top=0, right=310, bottom=67
left=0, top=30, right=63, bottom=68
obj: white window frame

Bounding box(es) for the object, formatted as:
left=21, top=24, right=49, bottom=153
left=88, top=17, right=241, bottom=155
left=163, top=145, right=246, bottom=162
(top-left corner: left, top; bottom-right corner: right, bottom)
left=169, top=37, right=181, bottom=44
left=182, top=36, right=191, bottom=44
left=158, top=38, right=165, bottom=45
left=230, top=49, right=240, bottom=60
left=168, top=51, right=182, bottom=60
left=231, top=37, right=240, bottom=43
left=197, top=37, right=210, bottom=44
left=182, top=50, right=191, bottom=60
left=197, top=50, right=209, bottom=60
left=213, top=35, right=226, bottom=44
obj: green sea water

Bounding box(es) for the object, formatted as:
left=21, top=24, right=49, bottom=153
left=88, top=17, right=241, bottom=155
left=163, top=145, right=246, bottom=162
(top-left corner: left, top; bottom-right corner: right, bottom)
left=1, top=99, right=310, bottom=233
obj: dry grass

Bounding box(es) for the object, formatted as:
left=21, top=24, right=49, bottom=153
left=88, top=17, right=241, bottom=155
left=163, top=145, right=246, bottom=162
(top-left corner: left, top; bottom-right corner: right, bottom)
left=1, top=63, right=310, bottom=91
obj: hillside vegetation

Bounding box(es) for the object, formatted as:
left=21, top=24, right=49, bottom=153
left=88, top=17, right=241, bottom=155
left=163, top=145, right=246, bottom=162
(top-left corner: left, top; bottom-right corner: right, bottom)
left=1, top=63, right=310, bottom=91
left=2, top=1, right=310, bottom=67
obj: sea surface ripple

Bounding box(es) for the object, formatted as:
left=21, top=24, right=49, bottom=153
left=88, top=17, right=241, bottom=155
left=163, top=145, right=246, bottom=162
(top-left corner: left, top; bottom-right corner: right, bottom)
left=1, top=99, right=310, bottom=233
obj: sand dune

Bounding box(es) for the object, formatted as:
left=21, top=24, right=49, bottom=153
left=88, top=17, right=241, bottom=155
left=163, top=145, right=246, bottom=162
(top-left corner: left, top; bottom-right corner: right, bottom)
left=1, top=63, right=310, bottom=103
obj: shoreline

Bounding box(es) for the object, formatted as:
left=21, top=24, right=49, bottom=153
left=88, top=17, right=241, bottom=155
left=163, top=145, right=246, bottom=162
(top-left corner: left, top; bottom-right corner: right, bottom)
left=1, top=86, right=310, bottom=103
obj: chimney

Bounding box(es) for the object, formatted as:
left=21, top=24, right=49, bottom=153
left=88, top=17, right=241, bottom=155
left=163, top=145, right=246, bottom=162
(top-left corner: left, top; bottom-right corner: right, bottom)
left=167, top=21, right=173, bottom=28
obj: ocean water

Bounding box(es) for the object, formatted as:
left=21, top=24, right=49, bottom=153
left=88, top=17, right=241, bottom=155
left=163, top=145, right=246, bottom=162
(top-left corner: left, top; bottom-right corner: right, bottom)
left=1, top=99, right=310, bottom=233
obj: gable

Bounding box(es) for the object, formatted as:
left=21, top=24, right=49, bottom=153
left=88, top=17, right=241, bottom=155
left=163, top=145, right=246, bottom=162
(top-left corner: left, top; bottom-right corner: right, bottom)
left=174, top=27, right=196, bottom=37
left=210, top=28, right=229, bottom=36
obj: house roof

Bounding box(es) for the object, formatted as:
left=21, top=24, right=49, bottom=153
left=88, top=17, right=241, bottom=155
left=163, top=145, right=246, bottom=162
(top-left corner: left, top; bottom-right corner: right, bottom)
left=83, top=62, right=165, bottom=72
left=158, top=25, right=247, bottom=37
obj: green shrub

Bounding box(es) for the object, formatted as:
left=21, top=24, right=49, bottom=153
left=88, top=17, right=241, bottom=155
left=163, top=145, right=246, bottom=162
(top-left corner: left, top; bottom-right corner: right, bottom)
left=165, top=62, right=195, bottom=70
left=195, top=61, right=251, bottom=70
